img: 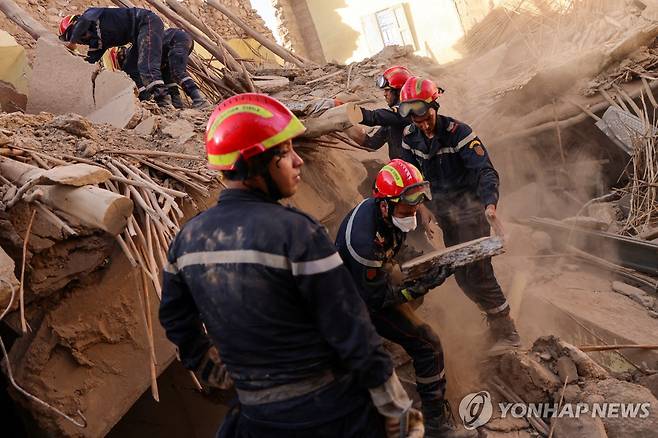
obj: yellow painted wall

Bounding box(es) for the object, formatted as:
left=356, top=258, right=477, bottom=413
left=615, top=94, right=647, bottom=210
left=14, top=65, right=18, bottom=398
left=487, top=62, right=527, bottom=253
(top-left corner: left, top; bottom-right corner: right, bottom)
left=305, top=0, right=465, bottom=64
left=0, top=31, right=30, bottom=93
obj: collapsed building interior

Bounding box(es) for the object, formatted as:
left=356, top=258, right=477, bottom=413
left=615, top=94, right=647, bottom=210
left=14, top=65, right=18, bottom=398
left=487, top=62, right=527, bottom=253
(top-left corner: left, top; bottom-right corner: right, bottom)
left=0, top=0, right=657, bottom=436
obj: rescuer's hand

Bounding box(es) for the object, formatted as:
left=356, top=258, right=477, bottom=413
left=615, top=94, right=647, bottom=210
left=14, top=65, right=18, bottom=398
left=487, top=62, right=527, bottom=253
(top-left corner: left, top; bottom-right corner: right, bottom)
left=196, top=346, right=233, bottom=389
left=485, top=204, right=505, bottom=238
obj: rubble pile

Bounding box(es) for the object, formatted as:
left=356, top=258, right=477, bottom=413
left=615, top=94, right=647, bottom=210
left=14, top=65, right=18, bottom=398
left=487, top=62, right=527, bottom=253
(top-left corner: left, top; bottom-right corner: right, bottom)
left=482, top=336, right=658, bottom=438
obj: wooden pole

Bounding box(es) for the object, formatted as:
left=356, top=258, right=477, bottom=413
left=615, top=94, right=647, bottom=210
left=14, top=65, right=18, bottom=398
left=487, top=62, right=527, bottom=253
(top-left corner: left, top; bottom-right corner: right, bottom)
left=0, top=0, right=55, bottom=41
left=204, top=0, right=307, bottom=68
left=579, top=344, right=658, bottom=352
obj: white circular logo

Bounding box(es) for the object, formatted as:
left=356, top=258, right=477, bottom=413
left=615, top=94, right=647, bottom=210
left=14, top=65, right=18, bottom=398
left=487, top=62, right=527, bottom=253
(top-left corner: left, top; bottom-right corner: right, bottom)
left=459, top=391, right=493, bottom=430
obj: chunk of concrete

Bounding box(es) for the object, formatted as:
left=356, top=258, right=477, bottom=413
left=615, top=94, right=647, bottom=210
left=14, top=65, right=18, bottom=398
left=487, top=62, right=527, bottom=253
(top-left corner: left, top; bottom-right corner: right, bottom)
left=87, top=70, right=141, bottom=129
left=49, top=113, right=97, bottom=138
left=41, top=164, right=111, bottom=186
left=27, top=38, right=96, bottom=116
left=133, top=116, right=158, bottom=136
left=500, top=351, right=562, bottom=403
left=556, top=356, right=579, bottom=384
left=0, top=80, right=26, bottom=113
left=162, top=119, right=195, bottom=144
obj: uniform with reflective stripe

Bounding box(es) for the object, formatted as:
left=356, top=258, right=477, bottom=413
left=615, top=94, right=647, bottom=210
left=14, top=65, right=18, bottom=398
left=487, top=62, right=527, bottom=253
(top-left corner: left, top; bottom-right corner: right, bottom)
left=159, top=188, right=393, bottom=432
left=401, top=115, right=499, bottom=213
left=401, top=114, right=510, bottom=315
left=360, top=106, right=411, bottom=159
left=336, top=198, right=405, bottom=311
left=336, top=197, right=449, bottom=421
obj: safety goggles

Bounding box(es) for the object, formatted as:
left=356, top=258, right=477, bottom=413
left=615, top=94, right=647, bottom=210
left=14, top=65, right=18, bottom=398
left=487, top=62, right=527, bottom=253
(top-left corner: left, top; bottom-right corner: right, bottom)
left=392, top=182, right=432, bottom=205
left=398, top=100, right=431, bottom=118
left=376, top=75, right=390, bottom=89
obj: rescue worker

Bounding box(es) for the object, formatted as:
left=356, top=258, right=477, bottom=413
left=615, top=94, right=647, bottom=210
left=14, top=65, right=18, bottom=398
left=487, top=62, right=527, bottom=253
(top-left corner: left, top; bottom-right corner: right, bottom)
left=336, top=159, right=476, bottom=438
left=159, top=94, right=422, bottom=437
left=350, top=66, right=413, bottom=159
left=398, top=76, right=521, bottom=354
left=58, top=8, right=174, bottom=107
left=112, top=28, right=209, bottom=109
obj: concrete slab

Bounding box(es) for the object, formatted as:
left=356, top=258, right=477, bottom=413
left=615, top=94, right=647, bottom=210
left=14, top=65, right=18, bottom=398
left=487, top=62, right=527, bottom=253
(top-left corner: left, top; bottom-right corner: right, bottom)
left=87, top=70, right=141, bottom=129
left=0, top=80, right=26, bottom=112
left=27, top=38, right=96, bottom=116
left=26, top=40, right=141, bottom=129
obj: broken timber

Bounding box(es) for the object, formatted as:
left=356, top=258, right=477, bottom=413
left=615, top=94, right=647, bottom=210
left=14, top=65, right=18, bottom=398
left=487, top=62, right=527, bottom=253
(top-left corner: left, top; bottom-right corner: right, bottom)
left=300, top=102, right=363, bottom=138
left=401, top=236, right=505, bottom=283
left=0, top=157, right=133, bottom=235
left=527, top=216, right=658, bottom=276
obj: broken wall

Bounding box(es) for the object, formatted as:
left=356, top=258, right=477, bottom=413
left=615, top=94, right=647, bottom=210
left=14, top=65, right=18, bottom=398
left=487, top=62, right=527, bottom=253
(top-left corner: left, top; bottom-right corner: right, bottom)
left=273, top=0, right=325, bottom=63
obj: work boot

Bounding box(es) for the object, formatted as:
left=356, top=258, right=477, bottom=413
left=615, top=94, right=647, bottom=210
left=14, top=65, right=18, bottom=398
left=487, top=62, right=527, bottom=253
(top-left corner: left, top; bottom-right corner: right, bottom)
left=425, top=402, right=479, bottom=438
left=182, top=80, right=210, bottom=109
left=152, top=84, right=175, bottom=109
left=168, top=84, right=185, bottom=109
left=487, top=312, right=521, bottom=356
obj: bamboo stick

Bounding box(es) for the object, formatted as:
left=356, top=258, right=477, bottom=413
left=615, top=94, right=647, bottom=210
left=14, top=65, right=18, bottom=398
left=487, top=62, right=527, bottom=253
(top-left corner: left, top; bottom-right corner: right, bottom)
left=106, top=149, right=203, bottom=161
left=579, top=344, right=658, bottom=352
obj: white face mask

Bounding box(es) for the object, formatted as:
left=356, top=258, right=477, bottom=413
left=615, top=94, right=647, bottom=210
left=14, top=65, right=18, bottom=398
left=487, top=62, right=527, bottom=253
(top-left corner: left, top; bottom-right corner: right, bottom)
left=392, top=214, right=417, bottom=232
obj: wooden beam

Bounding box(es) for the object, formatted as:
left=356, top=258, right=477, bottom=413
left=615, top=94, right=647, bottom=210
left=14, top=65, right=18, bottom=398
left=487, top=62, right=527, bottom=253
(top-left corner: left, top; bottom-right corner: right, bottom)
left=0, top=0, right=55, bottom=41
left=300, top=102, right=362, bottom=138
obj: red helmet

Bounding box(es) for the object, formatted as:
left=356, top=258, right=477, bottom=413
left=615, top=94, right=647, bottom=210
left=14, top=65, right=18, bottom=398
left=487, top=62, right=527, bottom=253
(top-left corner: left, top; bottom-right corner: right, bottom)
left=373, top=159, right=431, bottom=205
left=376, top=66, right=412, bottom=90
left=399, top=77, right=443, bottom=117
left=205, top=93, right=306, bottom=170
left=58, top=15, right=79, bottom=40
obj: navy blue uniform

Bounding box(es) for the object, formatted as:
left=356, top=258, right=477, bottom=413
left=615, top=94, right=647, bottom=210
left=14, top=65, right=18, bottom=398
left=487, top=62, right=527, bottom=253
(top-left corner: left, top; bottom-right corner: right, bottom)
left=122, top=28, right=194, bottom=92
left=401, top=115, right=509, bottom=315
left=336, top=198, right=446, bottom=421
left=360, top=107, right=410, bottom=160
left=68, top=7, right=166, bottom=91
left=160, top=189, right=391, bottom=437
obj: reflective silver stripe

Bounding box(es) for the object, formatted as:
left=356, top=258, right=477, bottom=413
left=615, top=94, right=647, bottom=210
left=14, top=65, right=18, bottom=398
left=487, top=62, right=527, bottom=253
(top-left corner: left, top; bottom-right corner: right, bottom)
left=236, top=371, right=335, bottom=405
left=166, top=83, right=178, bottom=88
left=456, top=132, right=477, bottom=150
left=291, top=253, right=343, bottom=276
left=176, top=250, right=290, bottom=271
left=181, top=76, right=194, bottom=84
left=436, top=147, right=458, bottom=155
left=401, top=141, right=412, bottom=150
left=345, top=200, right=383, bottom=268
left=164, top=261, right=178, bottom=274
left=485, top=300, right=510, bottom=315
left=144, top=79, right=165, bottom=91
left=166, top=250, right=342, bottom=276
left=415, top=369, right=445, bottom=384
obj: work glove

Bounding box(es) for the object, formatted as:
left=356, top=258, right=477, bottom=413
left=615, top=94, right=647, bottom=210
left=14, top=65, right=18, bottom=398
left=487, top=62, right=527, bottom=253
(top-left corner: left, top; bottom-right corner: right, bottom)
left=195, top=346, right=233, bottom=389
left=420, top=264, right=454, bottom=290
left=399, top=285, right=429, bottom=302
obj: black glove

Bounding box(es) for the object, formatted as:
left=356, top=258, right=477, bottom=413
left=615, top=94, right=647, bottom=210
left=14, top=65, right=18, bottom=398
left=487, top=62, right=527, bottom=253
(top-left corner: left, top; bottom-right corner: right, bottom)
left=85, top=48, right=104, bottom=64
left=419, top=264, right=453, bottom=290
left=399, top=284, right=429, bottom=302
left=195, top=346, right=233, bottom=389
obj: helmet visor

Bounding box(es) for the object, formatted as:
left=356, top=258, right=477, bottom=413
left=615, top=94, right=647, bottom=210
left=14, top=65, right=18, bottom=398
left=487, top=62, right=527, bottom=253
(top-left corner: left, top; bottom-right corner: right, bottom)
left=376, top=75, right=389, bottom=89
left=398, top=100, right=430, bottom=118
left=395, top=182, right=432, bottom=205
